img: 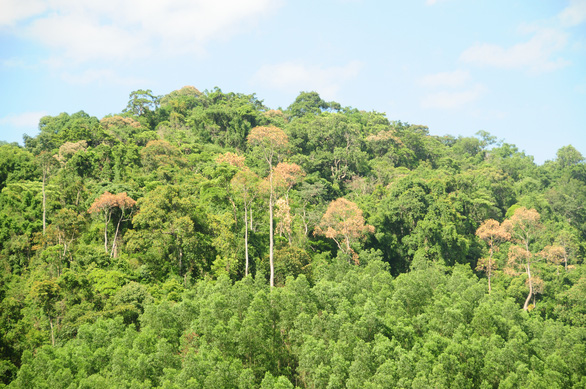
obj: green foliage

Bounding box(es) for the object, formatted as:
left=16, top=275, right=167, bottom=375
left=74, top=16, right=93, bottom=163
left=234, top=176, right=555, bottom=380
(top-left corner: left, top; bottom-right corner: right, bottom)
left=1, top=86, right=585, bottom=387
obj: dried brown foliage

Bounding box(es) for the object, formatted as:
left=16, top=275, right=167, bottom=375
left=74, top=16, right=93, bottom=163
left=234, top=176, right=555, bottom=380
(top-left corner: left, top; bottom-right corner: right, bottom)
left=315, top=198, right=375, bottom=265
left=56, top=140, right=88, bottom=164
left=88, top=192, right=137, bottom=214
left=216, top=152, right=246, bottom=168
left=273, top=162, right=305, bottom=192
left=100, top=115, right=142, bottom=129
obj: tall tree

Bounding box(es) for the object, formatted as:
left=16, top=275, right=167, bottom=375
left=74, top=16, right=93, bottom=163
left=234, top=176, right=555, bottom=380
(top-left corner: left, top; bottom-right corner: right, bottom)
left=476, top=219, right=510, bottom=293
left=30, top=280, right=61, bottom=346
left=503, top=207, right=542, bottom=310
left=247, top=126, right=288, bottom=287
left=273, top=162, right=304, bottom=245
left=315, top=198, right=375, bottom=264
left=88, top=192, right=137, bottom=256
left=231, top=168, right=259, bottom=276
left=123, top=89, right=160, bottom=117
left=36, top=152, right=57, bottom=236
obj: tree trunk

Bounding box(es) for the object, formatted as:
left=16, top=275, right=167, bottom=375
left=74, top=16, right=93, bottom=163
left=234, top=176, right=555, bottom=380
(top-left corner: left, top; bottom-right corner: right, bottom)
left=111, top=213, right=123, bottom=258
left=523, top=264, right=533, bottom=311
left=269, top=168, right=275, bottom=288
left=42, top=169, right=47, bottom=235
left=49, top=316, right=55, bottom=346
left=179, top=245, right=183, bottom=277
left=244, top=204, right=249, bottom=277
left=104, top=213, right=109, bottom=253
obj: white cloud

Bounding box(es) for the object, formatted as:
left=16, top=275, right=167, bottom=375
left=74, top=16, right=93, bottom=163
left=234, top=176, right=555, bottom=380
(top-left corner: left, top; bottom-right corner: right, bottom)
left=417, top=70, right=471, bottom=88
left=252, top=61, right=363, bottom=100
left=559, top=0, right=586, bottom=27
left=11, top=0, right=282, bottom=63
left=421, top=84, right=486, bottom=110
left=0, top=111, right=47, bottom=128
left=460, top=28, right=570, bottom=74
left=0, top=0, right=47, bottom=27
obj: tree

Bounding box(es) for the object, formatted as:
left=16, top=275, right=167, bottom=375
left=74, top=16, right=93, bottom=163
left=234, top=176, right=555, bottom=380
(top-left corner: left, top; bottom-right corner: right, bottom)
left=44, top=208, right=85, bottom=275
left=286, top=91, right=340, bottom=119
left=475, top=219, right=510, bottom=293
left=30, top=280, right=61, bottom=346
left=36, top=152, right=58, bottom=236
left=231, top=168, right=259, bottom=276
left=127, top=185, right=210, bottom=280
left=88, top=192, right=137, bottom=256
left=315, top=198, right=375, bottom=265
left=540, top=245, right=566, bottom=275
left=502, top=207, right=542, bottom=310
left=273, top=162, right=304, bottom=245
left=247, top=126, right=289, bottom=287
left=123, top=89, right=160, bottom=117
left=554, top=228, right=580, bottom=272
left=555, top=145, right=584, bottom=169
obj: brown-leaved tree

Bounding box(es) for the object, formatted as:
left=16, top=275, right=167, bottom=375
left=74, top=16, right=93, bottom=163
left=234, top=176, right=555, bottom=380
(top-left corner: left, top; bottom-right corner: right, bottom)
left=247, top=126, right=288, bottom=287
left=502, top=207, right=542, bottom=310
left=476, top=219, right=510, bottom=293
left=315, top=198, right=374, bottom=265
left=88, top=191, right=137, bottom=256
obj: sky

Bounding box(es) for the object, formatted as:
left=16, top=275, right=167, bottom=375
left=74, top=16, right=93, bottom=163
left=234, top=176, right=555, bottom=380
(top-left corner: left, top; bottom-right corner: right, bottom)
left=0, top=0, right=585, bottom=164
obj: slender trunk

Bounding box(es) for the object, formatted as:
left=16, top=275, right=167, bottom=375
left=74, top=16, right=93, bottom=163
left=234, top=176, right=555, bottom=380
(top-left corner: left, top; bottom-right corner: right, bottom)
left=179, top=245, right=183, bottom=277
left=42, top=170, right=47, bottom=235
left=269, top=180, right=274, bottom=288
left=345, top=236, right=351, bottom=254
left=104, top=213, right=109, bottom=253
left=111, top=209, right=126, bottom=258
left=229, top=196, right=238, bottom=227
left=244, top=204, right=249, bottom=277
left=488, top=239, right=493, bottom=293
left=523, top=241, right=532, bottom=311
left=523, top=263, right=533, bottom=311
left=286, top=195, right=292, bottom=246
left=49, top=316, right=55, bottom=346
left=111, top=220, right=121, bottom=257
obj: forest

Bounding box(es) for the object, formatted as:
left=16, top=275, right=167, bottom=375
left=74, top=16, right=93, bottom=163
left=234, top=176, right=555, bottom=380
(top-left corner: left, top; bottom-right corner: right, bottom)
left=0, top=86, right=585, bottom=388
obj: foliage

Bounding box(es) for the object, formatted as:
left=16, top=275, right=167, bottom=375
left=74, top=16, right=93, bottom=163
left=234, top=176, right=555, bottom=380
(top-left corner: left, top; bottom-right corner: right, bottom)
left=1, top=86, right=585, bottom=387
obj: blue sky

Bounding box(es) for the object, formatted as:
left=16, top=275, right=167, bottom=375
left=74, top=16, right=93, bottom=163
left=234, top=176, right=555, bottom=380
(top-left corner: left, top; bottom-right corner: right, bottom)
left=1, top=0, right=585, bottom=164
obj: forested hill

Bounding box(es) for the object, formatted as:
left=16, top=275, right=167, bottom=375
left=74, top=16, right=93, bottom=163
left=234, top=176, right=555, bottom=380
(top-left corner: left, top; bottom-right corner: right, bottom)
left=1, top=86, right=585, bottom=388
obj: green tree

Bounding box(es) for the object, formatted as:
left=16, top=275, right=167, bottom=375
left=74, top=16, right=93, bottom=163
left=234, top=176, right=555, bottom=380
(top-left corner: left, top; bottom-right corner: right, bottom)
left=127, top=185, right=211, bottom=280
left=286, top=91, right=340, bottom=119
left=124, top=89, right=160, bottom=117
left=36, top=151, right=58, bottom=236
left=555, top=145, right=584, bottom=168
left=30, top=280, right=61, bottom=346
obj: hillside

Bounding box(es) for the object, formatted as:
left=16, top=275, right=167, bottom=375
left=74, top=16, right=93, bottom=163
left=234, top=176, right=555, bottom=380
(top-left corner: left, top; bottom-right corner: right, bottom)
left=1, top=87, right=585, bottom=388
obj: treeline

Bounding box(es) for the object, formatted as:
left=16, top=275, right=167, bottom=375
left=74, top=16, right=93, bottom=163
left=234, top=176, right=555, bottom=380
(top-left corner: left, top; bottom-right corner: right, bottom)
left=0, top=87, right=585, bottom=387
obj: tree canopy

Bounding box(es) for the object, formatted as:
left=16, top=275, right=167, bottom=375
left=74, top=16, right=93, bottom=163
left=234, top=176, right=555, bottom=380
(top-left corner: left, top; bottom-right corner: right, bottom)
left=0, top=87, right=585, bottom=388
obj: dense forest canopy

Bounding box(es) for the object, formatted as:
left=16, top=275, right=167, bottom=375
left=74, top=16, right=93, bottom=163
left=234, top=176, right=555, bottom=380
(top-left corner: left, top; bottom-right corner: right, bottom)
left=0, top=87, right=585, bottom=388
